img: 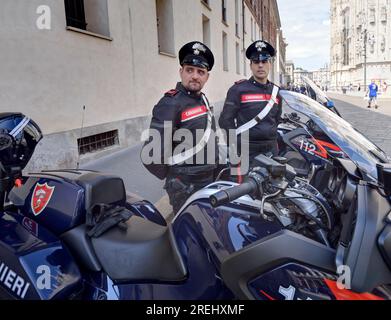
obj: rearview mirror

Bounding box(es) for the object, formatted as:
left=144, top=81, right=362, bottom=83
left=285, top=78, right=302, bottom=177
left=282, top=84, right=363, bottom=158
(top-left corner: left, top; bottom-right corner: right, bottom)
left=0, top=133, right=13, bottom=151
left=326, top=100, right=335, bottom=108
left=377, top=163, right=391, bottom=196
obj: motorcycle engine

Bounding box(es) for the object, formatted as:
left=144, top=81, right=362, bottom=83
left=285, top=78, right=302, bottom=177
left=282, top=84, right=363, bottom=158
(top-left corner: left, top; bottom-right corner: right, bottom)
left=267, top=180, right=334, bottom=247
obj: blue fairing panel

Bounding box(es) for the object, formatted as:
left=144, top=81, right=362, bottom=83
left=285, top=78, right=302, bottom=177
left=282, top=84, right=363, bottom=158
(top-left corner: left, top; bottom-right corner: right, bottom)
left=0, top=211, right=82, bottom=300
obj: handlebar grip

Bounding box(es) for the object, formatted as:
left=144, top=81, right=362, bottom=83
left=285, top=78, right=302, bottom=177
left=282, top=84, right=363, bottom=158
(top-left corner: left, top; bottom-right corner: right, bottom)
left=209, top=179, right=258, bottom=208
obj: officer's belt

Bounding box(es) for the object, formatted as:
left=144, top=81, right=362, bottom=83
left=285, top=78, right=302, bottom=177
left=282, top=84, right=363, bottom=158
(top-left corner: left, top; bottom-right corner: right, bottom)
left=236, top=85, right=279, bottom=136
left=168, top=93, right=213, bottom=166
left=168, top=164, right=216, bottom=176
left=243, top=139, right=277, bottom=147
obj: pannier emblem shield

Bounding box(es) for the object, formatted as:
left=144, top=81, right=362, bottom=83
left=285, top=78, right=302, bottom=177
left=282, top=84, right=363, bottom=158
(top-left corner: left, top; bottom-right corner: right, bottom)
left=31, top=183, right=55, bottom=216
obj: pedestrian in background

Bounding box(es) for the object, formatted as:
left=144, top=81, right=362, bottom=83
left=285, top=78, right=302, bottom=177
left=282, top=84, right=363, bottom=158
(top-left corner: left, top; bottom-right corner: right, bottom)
left=366, top=80, right=379, bottom=109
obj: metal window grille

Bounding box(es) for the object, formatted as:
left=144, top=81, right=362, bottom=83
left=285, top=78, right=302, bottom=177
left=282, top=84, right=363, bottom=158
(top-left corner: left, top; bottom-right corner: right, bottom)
left=78, top=130, right=119, bottom=155
left=64, top=0, right=87, bottom=30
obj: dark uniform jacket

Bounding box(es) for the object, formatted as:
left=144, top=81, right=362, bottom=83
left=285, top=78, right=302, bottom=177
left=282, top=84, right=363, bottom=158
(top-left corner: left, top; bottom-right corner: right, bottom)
left=144, top=82, right=217, bottom=180
left=219, top=77, right=282, bottom=143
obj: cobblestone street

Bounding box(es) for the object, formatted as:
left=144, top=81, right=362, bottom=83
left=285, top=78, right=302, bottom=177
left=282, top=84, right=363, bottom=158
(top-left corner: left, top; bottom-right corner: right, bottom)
left=329, top=93, right=391, bottom=156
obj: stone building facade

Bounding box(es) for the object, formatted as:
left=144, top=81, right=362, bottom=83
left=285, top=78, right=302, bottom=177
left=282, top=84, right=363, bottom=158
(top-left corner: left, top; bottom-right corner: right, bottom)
left=330, top=0, right=391, bottom=93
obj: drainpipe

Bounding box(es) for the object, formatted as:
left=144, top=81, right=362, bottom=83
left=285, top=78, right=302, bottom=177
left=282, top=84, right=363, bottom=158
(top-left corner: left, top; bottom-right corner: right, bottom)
left=260, top=0, right=263, bottom=38
left=276, top=28, right=280, bottom=85
left=242, top=0, right=245, bottom=51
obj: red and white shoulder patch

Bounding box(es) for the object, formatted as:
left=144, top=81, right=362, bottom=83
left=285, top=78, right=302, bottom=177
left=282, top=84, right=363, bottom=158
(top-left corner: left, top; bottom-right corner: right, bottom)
left=235, top=79, right=247, bottom=85
left=165, top=89, right=179, bottom=97
left=181, top=105, right=207, bottom=122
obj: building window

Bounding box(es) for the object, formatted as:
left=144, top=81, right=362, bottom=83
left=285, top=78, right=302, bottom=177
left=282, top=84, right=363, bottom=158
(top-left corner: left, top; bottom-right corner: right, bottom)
left=202, top=15, right=211, bottom=47
left=64, top=0, right=87, bottom=30
left=222, top=0, right=227, bottom=23
left=236, top=42, right=240, bottom=74
left=381, top=6, right=387, bottom=22
left=78, top=130, right=119, bottom=155
left=65, top=0, right=110, bottom=37
left=156, top=0, right=175, bottom=56
left=243, top=6, right=246, bottom=33
left=369, top=7, right=376, bottom=24
left=222, top=32, right=228, bottom=71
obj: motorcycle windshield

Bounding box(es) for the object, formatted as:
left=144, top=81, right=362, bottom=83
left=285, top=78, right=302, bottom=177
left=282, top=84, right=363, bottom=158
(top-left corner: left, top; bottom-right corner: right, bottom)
left=301, top=76, right=329, bottom=104
left=280, top=90, right=389, bottom=181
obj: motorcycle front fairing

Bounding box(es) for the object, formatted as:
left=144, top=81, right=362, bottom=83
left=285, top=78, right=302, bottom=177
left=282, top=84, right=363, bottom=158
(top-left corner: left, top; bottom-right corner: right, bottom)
left=279, top=90, right=390, bottom=182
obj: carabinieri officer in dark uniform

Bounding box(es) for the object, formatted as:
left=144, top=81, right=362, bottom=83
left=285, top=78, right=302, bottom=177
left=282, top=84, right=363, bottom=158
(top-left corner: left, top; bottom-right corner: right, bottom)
left=142, top=41, right=218, bottom=213
left=219, top=40, right=282, bottom=167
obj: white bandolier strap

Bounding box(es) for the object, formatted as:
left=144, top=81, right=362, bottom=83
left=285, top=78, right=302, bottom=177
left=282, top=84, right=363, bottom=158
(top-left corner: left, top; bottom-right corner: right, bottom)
left=168, top=94, right=213, bottom=166
left=10, top=117, right=31, bottom=138
left=236, top=85, right=279, bottom=136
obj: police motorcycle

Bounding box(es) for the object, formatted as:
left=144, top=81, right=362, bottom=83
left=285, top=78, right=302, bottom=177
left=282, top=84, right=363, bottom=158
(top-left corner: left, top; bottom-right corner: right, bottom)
left=1, top=106, right=391, bottom=301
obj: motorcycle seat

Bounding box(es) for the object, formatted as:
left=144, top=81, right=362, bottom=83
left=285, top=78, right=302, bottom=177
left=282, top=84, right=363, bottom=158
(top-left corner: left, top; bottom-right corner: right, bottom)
left=90, top=215, right=187, bottom=283
left=74, top=172, right=127, bottom=210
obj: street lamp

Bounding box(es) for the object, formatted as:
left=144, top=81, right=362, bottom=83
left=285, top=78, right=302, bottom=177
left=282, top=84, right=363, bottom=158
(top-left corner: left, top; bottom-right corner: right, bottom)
left=364, top=28, right=367, bottom=92
left=334, top=56, right=338, bottom=90
left=334, top=55, right=340, bottom=91
left=361, top=29, right=376, bottom=91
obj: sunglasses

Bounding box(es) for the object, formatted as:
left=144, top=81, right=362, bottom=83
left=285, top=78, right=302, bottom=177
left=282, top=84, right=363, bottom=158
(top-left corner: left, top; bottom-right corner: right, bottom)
left=251, top=59, right=271, bottom=64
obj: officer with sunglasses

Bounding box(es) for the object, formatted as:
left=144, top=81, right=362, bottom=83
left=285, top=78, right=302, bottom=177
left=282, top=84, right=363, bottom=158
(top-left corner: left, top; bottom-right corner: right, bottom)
left=219, top=40, right=282, bottom=168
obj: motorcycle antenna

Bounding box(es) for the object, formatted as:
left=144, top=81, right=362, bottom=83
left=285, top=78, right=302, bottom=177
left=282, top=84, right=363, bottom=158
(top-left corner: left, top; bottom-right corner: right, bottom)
left=76, top=105, right=86, bottom=170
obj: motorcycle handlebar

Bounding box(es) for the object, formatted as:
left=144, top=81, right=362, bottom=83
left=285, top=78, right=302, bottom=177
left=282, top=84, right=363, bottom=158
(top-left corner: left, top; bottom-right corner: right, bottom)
left=209, top=179, right=259, bottom=208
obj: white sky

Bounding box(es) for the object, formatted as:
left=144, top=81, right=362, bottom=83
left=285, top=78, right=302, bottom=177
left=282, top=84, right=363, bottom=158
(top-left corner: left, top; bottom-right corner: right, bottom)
left=277, top=0, right=331, bottom=71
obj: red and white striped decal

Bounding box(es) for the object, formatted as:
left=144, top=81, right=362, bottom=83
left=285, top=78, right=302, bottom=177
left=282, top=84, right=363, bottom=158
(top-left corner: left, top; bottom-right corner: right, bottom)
left=181, top=105, right=207, bottom=122
left=324, top=279, right=384, bottom=300
left=241, top=94, right=280, bottom=104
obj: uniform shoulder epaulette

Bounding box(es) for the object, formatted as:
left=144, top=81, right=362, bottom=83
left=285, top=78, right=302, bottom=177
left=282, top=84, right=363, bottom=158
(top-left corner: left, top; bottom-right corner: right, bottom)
left=165, top=89, right=179, bottom=97
left=235, top=79, right=247, bottom=85
left=268, top=81, right=281, bottom=89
